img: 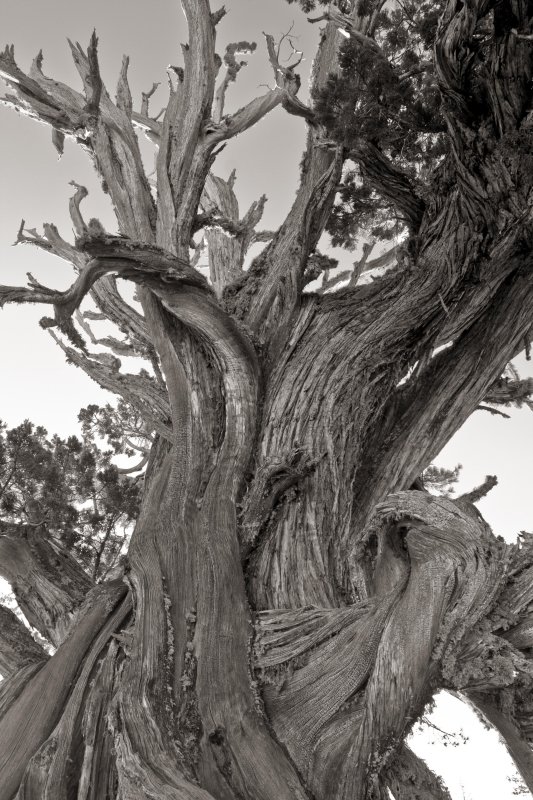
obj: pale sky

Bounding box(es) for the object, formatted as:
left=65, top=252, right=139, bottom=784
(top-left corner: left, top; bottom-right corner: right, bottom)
left=0, top=2, right=532, bottom=797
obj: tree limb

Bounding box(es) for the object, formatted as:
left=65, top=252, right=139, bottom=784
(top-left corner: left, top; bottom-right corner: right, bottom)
left=223, top=11, right=390, bottom=350
left=466, top=692, right=533, bottom=796
left=200, top=171, right=268, bottom=294
left=1, top=38, right=156, bottom=240
left=213, top=40, right=257, bottom=123
left=458, top=475, right=498, bottom=503
left=484, top=376, right=533, bottom=410
left=0, top=581, right=128, bottom=800
left=349, top=141, right=425, bottom=232
left=350, top=263, right=533, bottom=535
left=0, top=604, right=48, bottom=679
left=386, top=744, right=453, bottom=800
left=155, top=0, right=219, bottom=255
left=50, top=333, right=172, bottom=442
left=0, top=525, right=93, bottom=647
left=0, top=234, right=210, bottom=338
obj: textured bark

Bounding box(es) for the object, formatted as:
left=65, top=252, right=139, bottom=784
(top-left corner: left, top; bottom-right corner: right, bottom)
left=467, top=694, right=533, bottom=795
left=0, top=526, right=93, bottom=647
left=1, top=1, right=533, bottom=798
left=0, top=605, right=48, bottom=678
left=0, top=581, right=127, bottom=800
left=386, top=745, right=452, bottom=800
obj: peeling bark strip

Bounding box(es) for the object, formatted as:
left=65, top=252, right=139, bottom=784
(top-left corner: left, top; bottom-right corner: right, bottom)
left=2, top=0, right=533, bottom=797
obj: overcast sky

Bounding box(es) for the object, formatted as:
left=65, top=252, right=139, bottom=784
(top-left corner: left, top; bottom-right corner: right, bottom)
left=1, top=2, right=532, bottom=797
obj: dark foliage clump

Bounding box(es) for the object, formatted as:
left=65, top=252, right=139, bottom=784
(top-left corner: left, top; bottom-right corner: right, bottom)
left=0, top=407, right=144, bottom=580
left=311, top=1, right=448, bottom=246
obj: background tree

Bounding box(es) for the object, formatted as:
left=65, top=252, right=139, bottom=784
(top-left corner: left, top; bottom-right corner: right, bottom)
left=1, top=1, right=533, bottom=798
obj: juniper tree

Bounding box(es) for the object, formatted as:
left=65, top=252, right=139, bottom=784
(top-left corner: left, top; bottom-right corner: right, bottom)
left=1, top=1, right=533, bottom=798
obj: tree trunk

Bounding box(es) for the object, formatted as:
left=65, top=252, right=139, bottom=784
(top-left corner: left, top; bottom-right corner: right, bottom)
left=1, top=1, right=533, bottom=798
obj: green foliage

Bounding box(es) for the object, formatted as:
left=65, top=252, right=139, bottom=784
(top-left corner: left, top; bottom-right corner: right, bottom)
left=326, top=171, right=401, bottom=248
left=304, top=250, right=339, bottom=281
left=423, top=464, right=462, bottom=497
left=78, top=398, right=153, bottom=457
left=311, top=1, right=448, bottom=246
left=0, top=411, right=143, bottom=580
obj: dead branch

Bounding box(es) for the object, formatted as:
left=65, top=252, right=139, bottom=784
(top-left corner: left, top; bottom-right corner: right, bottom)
left=213, top=41, right=257, bottom=122
left=50, top=332, right=172, bottom=441
left=476, top=404, right=511, bottom=419
left=68, top=182, right=88, bottom=237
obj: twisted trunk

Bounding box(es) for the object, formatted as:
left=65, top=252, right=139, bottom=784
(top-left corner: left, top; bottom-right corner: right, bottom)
left=1, top=1, right=533, bottom=797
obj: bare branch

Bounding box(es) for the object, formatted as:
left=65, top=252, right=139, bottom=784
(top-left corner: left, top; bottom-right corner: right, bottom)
left=1, top=233, right=210, bottom=336
left=9, top=204, right=160, bottom=366
left=467, top=693, right=533, bottom=796
left=476, top=404, right=511, bottom=419
left=2, top=38, right=156, bottom=239
left=155, top=0, right=218, bottom=255
left=116, top=54, right=132, bottom=116
left=0, top=258, right=113, bottom=335
left=205, top=31, right=312, bottom=150
left=349, top=241, right=375, bottom=287
left=89, top=274, right=153, bottom=355
left=308, top=7, right=383, bottom=49
left=75, top=310, right=137, bottom=357
left=198, top=171, right=269, bottom=294
left=213, top=41, right=257, bottom=123
left=223, top=9, right=396, bottom=346
left=50, top=332, right=172, bottom=441
left=68, top=182, right=88, bottom=237
left=0, top=44, right=79, bottom=131
left=319, top=245, right=398, bottom=294
left=207, top=87, right=286, bottom=143
left=263, top=32, right=315, bottom=123
left=131, top=110, right=162, bottom=143
left=140, top=81, right=160, bottom=117
left=69, top=36, right=155, bottom=238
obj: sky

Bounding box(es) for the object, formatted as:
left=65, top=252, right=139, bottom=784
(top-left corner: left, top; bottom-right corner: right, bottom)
left=0, top=2, right=532, bottom=797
